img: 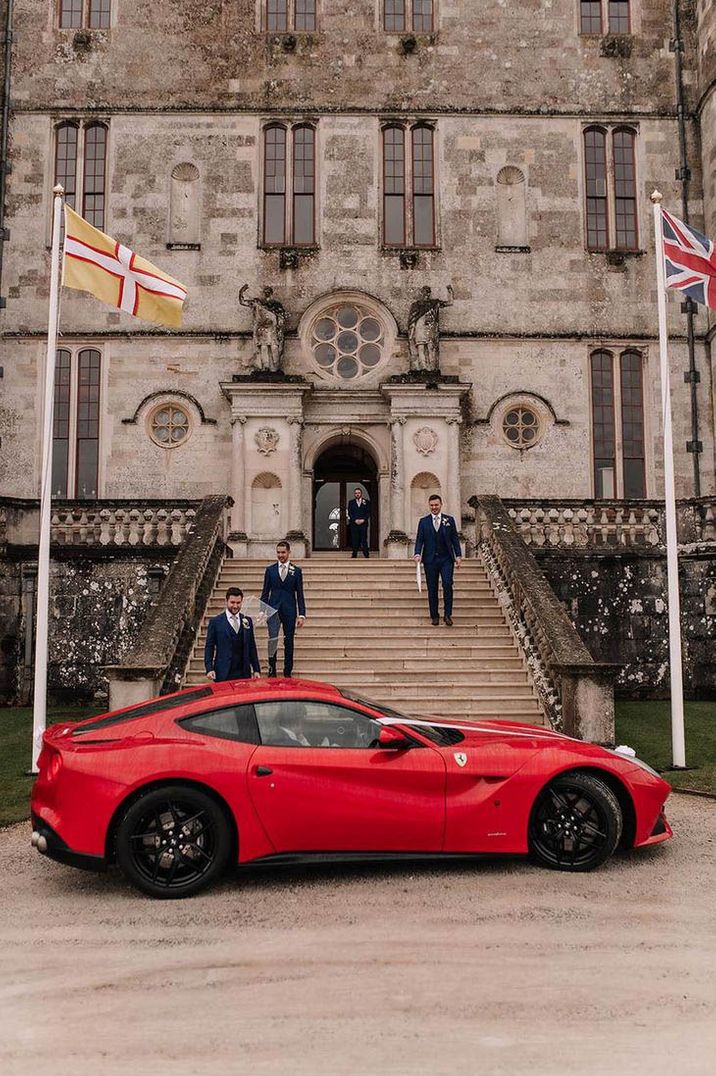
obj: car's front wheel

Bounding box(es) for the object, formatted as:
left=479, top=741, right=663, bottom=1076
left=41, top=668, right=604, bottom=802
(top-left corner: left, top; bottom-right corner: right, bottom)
left=528, top=771, right=622, bottom=872
left=115, top=785, right=231, bottom=898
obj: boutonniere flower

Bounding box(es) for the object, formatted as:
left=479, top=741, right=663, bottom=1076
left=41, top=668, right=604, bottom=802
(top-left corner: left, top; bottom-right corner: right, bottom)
left=288, top=565, right=295, bottom=575
left=241, top=616, right=250, bottom=627
left=442, top=518, right=450, bottom=527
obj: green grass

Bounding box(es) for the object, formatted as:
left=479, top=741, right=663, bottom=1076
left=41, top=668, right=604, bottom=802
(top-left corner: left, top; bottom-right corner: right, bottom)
left=1, top=700, right=714, bottom=828
left=615, top=700, right=716, bottom=795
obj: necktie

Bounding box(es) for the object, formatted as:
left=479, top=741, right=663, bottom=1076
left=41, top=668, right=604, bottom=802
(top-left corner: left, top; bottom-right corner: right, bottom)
left=279, top=564, right=287, bottom=581
left=433, top=515, right=440, bottom=532
left=230, top=614, right=239, bottom=633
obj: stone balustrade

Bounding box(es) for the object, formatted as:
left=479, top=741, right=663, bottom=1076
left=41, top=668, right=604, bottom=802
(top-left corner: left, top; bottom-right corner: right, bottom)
left=0, top=498, right=200, bottom=551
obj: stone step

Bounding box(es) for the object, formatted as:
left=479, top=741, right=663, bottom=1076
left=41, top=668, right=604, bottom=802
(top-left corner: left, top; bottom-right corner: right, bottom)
left=186, top=657, right=529, bottom=683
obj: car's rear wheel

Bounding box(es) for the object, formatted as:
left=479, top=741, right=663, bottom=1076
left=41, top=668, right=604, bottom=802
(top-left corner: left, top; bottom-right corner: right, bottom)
left=115, top=785, right=231, bottom=898
left=528, top=771, right=622, bottom=872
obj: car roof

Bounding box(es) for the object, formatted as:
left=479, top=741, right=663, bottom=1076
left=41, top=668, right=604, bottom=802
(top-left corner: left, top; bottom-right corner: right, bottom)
left=209, top=677, right=347, bottom=703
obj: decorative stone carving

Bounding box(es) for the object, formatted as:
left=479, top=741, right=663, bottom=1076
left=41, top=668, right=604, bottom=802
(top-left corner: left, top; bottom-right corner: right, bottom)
left=407, top=285, right=453, bottom=372
left=254, top=426, right=280, bottom=456
left=239, top=284, right=288, bottom=373
left=413, top=426, right=438, bottom=456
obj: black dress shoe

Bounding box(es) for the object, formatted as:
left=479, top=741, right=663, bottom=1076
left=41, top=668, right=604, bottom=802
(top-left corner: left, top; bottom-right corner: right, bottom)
left=444, top=615, right=453, bottom=627
left=351, top=554, right=357, bottom=558
left=268, top=668, right=277, bottom=678
left=431, top=616, right=440, bottom=626
left=363, top=553, right=369, bottom=558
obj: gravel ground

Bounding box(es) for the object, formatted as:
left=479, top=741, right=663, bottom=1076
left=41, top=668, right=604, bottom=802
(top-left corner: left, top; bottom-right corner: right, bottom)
left=1, top=794, right=714, bottom=1076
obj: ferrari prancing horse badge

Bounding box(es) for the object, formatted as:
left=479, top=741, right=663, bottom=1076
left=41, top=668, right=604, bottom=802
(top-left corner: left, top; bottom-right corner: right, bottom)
left=454, top=752, right=467, bottom=767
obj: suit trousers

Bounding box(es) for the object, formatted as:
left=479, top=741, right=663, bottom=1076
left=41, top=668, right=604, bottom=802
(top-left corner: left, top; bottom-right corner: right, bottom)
left=268, top=609, right=296, bottom=675
left=349, top=521, right=369, bottom=556
left=424, top=558, right=455, bottom=618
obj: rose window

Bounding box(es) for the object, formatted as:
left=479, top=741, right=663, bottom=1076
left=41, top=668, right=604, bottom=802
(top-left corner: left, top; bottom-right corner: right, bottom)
left=311, top=303, right=385, bottom=380
left=149, top=404, right=191, bottom=448
left=502, top=406, right=541, bottom=449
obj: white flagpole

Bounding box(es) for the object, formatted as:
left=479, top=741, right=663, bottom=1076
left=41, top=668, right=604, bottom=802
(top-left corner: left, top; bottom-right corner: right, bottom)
left=651, top=190, right=686, bottom=769
left=30, top=184, right=64, bottom=772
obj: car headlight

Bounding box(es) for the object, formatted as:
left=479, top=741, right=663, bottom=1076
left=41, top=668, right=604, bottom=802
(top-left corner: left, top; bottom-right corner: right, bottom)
left=610, top=747, right=661, bottom=779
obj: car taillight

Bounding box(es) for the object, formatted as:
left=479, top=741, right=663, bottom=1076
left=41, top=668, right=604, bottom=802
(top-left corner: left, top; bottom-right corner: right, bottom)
left=45, top=748, right=63, bottom=782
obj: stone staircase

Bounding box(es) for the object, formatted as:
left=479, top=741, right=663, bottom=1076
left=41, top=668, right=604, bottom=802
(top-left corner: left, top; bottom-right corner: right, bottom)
left=184, top=555, right=545, bottom=724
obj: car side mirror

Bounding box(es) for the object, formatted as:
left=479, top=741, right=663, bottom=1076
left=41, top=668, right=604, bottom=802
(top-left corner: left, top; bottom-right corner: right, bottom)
left=377, top=726, right=412, bottom=750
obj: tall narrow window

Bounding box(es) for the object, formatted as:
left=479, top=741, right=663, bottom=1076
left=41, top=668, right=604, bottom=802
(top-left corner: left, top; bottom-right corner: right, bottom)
left=584, top=128, right=608, bottom=251
left=295, top=0, right=316, bottom=30
left=263, top=126, right=287, bottom=245
left=579, top=1, right=603, bottom=32
left=613, top=127, right=637, bottom=250
left=412, top=126, right=435, bottom=247
left=385, top=1, right=406, bottom=31
left=55, top=123, right=78, bottom=212
left=264, top=1, right=315, bottom=31
left=620, top=350, right=645, bottom=497
left=82, top=124, right=106, bottom=228
left=608, top=1, right=630, bottom=32
left=52, top=350, right=72, bottom=497
left=293, top=126, right=315, bottom=245
left=76, top=349, right=101, bottom=499
left=51, top=347, right=102, bottom=499
left=59, top=0, right=110, bottom=28
left=590, top=350, right=616, bottom=498
left=383, top=127, right=406, bottom=246
left=266, top=0, right=288, bottom=31
left=412, top=1, right=433, bottom=32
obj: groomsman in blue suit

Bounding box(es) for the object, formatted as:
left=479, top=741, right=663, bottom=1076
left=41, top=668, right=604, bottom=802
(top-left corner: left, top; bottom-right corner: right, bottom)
left=204, top=587, right=261, bottom=681
left=347, top=486, right=370, bottom=558
left=413, top=494, right=462, bottom=626
left=260, top=540, right=307, bottom=678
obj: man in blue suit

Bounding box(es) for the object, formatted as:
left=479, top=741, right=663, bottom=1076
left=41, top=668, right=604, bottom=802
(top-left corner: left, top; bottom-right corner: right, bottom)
left=260, top=540, right=306, bottom=678
left=414, top=494, right=462, bottom=627
left=204, top=587, right=261, bottom=681
left=347, top=486, right=370, bottom=558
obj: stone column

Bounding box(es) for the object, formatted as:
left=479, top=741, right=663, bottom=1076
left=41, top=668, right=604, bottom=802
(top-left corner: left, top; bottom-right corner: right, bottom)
left=446, top=416, right=462, bottom=529
left=228, top=415, right=248, bottom=556
left=287, top=418, right=307, bottom=556
left=387, top=417, right=409, bottom=558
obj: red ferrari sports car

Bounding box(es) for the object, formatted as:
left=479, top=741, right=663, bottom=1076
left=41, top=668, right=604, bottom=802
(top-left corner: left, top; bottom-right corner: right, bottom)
left=31, top=678, right=672, bottom=898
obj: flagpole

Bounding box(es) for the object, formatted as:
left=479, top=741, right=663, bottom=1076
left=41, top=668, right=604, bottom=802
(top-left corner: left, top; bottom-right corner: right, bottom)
left=30, top=184, right=64, bottom=773
left=651, top=189, right=686, bottom=769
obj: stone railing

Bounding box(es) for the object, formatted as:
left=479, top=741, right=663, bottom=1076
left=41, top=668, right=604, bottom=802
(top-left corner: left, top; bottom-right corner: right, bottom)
left=0, top=497, right=201, bottom=551
left=500, top=497, right=716, bottom=552
left=470, top=494, right=618, bottom=743
left=105, top=496, right=232, bottom=708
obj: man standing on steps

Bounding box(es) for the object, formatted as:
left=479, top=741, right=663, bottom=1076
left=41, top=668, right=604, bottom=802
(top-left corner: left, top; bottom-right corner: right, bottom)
left=347, top=486, right=370, bottom=558
left=414, top=494, right=462, bottom=627
left=204, top=587, right=261, bottom=682
left=261, top=540, right=306, bottom=678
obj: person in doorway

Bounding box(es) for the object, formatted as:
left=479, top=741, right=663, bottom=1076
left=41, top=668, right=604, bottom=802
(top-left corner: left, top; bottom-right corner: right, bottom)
left=347, top=487, right=370, bottom=558
left=260, top=540, right=306, bottom=678
left=204, top=587, right=261, bottom=681
left=413, top=495, right=462, bottom=626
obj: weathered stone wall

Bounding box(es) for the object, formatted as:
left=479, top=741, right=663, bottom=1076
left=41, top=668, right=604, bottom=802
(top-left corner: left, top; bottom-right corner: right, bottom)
left=537, top=550, right=716, bottom=699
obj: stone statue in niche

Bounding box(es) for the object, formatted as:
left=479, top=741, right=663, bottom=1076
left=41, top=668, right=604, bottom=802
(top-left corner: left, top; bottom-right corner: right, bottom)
left=239, top=284, right=288, bottom=373
left=407, top=285, right=453, bottom=372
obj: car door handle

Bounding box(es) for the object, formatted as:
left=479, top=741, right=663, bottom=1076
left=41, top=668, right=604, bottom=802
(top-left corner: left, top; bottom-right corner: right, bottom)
left=255, top=766, right=273, bottom=777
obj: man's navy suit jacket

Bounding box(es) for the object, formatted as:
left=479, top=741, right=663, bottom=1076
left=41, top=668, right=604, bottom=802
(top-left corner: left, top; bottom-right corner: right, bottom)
left=204, top=612, right=260, bottom=681
left=414, top=513, right=462, bottom=563
left=347, top=498, right=370, bottom=525
left=260, top=563, right=306, bottom=622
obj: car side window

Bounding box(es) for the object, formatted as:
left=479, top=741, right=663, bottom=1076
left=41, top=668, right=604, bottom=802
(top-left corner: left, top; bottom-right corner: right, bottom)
left=178, top=704, right=260, bottom=744
left=255, top=700, right=382, bottom=749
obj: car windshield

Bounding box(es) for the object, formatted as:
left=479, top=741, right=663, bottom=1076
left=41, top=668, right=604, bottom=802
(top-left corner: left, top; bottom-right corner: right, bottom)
left=340, top=690, right=464, bottom=746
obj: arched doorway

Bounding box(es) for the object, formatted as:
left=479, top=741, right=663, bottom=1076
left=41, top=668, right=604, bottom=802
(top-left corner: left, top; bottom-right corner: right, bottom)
left=313, top=443, right=379, bottom=552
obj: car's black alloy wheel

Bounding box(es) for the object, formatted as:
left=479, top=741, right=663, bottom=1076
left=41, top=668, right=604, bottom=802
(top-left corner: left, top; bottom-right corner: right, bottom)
left=528, top=771, right=623, bottom=872
left=115, top=785, right=231, bottom=898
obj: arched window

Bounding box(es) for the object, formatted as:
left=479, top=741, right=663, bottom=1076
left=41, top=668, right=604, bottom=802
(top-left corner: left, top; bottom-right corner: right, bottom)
left=583, top=125, right=638, bottom=252
left=59, top=0, right=111, bottom=29
left=262, top=124, right=316, bottom=246
left=584, top=127, right=608, bottom=251
left=382, top=123, right=437, bottom=248
left=52, top=346, right=102, bottom=499
left=412, top=126, right=435, bottom=247
left=590, top=348, right=645, bottom=498
left=169, top=163, right=201, bottom=248
left=495, top=166, right=528, bottom=248
left=54, top=122, right=108, bottom=230
left=383, top=126, right=406, bottom=247
left=613, top=127, right=637, bottom=250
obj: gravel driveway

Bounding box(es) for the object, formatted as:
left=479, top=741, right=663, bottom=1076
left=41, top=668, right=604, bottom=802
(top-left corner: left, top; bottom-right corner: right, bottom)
left=1, top=794, right=714, bottom=1076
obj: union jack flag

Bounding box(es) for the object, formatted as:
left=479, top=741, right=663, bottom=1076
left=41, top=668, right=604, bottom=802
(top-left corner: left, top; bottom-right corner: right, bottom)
left=662, top=208, right=716, bottom=311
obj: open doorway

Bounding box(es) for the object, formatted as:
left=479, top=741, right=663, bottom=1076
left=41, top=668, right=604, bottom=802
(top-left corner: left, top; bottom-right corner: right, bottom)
left=313, top=443, right=379, bottom=552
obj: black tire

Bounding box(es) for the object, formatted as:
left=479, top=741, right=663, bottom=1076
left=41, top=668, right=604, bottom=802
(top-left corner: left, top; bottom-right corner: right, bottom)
left=115, top=785, right=231, bottom=899
left=528, top=771, right=622, bottom=872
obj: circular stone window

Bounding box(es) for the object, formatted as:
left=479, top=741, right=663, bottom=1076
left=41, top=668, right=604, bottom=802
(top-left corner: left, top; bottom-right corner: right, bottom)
left=310, top=303, right=386, bottom=380
left=502, top=405, right=541, bottom=449
left=148, top=403, right=191, bottom=448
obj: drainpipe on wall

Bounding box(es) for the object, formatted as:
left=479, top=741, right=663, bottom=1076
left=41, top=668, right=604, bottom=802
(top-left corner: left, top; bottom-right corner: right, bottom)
left=672, top=0, right=701, bottom=496
left=0, top=0, right=13, bottom=311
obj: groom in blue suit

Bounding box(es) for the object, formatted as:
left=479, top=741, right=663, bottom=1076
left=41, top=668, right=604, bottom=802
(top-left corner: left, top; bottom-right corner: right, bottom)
left=204, top=587, right=261, bottom=681
left=260, top=540, right=306, bottom=678
left=414, top=494, right=462, bottom=626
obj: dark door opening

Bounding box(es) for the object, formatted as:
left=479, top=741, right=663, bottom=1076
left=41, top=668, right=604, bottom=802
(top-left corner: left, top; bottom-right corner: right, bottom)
left=313, top=444, right=379, bottom=552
